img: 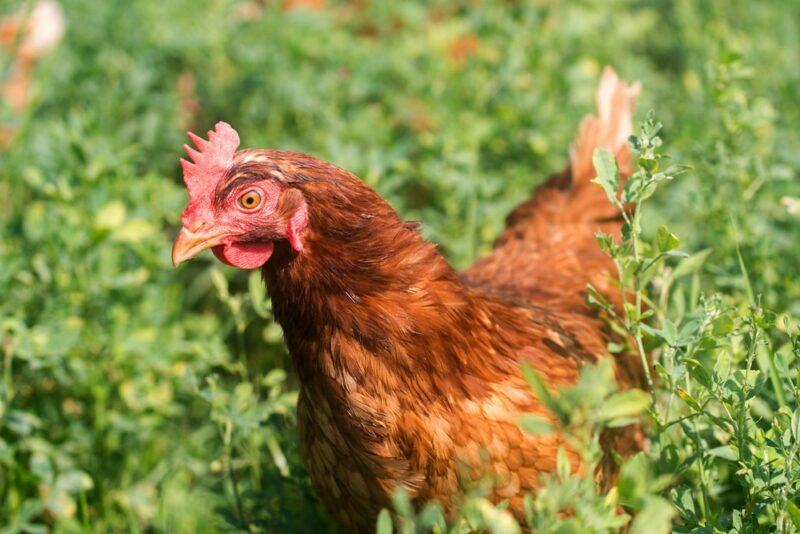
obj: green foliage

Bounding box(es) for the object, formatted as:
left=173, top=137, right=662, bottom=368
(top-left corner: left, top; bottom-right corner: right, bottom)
left=377, top=486, right=521, bottom=534
left=587, top=114, right=800, bottom=532
left=520, top=359, right=667, bottom=534
left=0, top=0, right=798, bottom=532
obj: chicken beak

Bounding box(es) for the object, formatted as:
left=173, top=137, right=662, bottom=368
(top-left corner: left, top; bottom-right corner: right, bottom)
left=172, top=227, right=227, bottom=266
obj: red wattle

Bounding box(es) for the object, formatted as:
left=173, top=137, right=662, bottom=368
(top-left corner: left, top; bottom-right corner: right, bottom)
left=212, top=241, right=274, bottom=269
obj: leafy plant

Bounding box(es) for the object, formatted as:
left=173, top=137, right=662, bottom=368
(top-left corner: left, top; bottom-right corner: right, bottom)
left=592, top=110, right=800, bottom=531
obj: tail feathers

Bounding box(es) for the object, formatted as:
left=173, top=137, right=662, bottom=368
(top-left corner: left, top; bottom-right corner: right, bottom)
left=491, top=67, right=640, bottom=243
left=569, top=67, right=641, bottom=188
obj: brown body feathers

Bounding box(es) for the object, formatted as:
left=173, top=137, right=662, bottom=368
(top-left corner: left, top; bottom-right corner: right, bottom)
left=253, top=69, right=645, bottom=531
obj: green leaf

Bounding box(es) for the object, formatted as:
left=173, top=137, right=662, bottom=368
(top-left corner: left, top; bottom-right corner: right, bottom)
left=30, top=454, right=54, bottom=485
left=114, top=219, right=155, bottom=243
left=624, top=302, right=640, bottom=322
left=249, top=270, right=270, bottom=318
left=585, top=283, right=613, bottom=313
left=55, top=470, right=94, bottom=493
left=712, top=314, right=735, bottom=336
left=655, top=224, right=680, bottom=252
left=599, top=389, right=651, bottom=422
left=707, top=445, right=737, bottom=461
left=209, top=268, right=230, bottom=300
left=684, top=360, right=714, bottom=389
left=595, top=231, right=616, bottom=255
left=630, top=497, right=675, bottom=534
left=650, top=318, right=679, bottom=345
left=94, top=200, right=126, bottom=230
left=520, top=364, right=557, bottom=414
left=376, top=509, right=393, bottom=534
left=732, top=509, right=743, bottom=530
left=556, top=446, right=571, bottom=482
left=732, top=220, right=755, bottom=305
left=592, top=148, right=620, bottom=205
left=517, top=414, right=553, bottom=436
left=417, top=502, right=446, bottom=531
left=676, top=388, right=702, bottom=412
left=792, top=410, right=800, bottom=441
left=787, top=501, right=800, bottom=530
left=265, top=428, right=290, bottom=476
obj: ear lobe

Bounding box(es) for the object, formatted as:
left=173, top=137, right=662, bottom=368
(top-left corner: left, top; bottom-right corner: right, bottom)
left=283, top=190, right=308, bottom=252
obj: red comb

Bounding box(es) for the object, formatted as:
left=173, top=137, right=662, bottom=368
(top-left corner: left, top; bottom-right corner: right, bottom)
left=180, top=121, right=240, bottom=201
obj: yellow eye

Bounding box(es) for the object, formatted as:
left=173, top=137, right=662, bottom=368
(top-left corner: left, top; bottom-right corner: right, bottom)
left=238, top=190, right=262, bottom=210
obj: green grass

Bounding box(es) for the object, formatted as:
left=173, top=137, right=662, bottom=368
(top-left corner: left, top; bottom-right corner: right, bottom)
left=1, top=0, right=799, bottom=531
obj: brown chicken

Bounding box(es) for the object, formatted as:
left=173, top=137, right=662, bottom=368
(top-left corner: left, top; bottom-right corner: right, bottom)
left=172, top=68, right=644, bottom=531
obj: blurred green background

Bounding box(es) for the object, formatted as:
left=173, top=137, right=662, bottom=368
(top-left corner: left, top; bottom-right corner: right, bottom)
left=0, top=0, right=798, bottom=531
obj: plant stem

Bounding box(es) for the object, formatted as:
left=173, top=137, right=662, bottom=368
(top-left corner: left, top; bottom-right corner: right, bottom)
left=630, top=204, right=655, bottom=394
left=224, top=420, right=246, bottom=527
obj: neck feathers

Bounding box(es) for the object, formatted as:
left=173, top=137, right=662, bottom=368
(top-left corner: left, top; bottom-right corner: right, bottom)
left=261, top=162, right=527, bottom=398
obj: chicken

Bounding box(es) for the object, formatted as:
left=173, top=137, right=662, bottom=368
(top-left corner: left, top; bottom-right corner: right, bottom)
left=172, top=67, right=644, bottom=531
left=1, top=0, right=65, bottom=111
left=0, top=0, right=65, bottom=146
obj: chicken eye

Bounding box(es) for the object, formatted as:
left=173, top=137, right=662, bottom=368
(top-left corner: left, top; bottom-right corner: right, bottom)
left=238, top=190, right=262, bottom=210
